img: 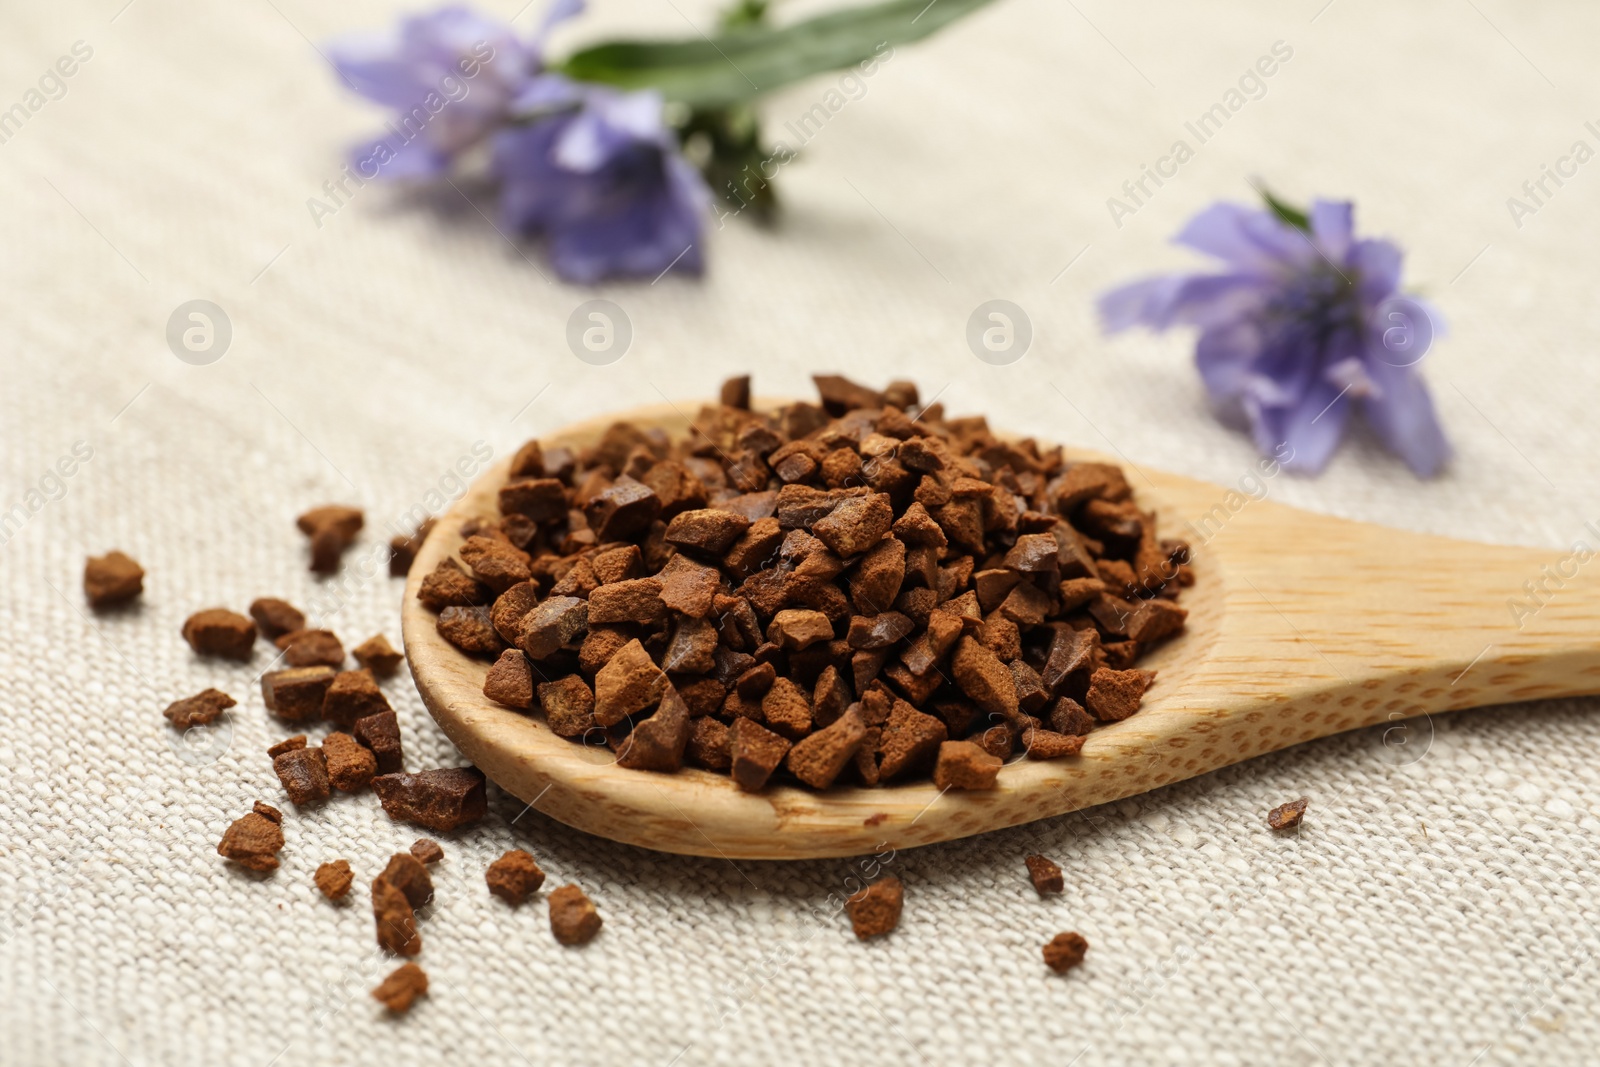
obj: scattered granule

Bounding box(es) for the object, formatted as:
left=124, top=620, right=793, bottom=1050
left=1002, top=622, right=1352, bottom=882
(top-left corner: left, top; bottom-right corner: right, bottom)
left=485, top=849, right=546, bottom=905
left=410, top=839, right=444, bottom=864
left=729, top=718, right=791, bottom=792
left=1084, top=667, right=1148, bottom=722
left=593, top=639, right=667, bottom=727
left=352, top=634, right=404, bottom=677
left=1025, top=854, right=1064, bottom=896
left=516, top=595, right=588, bottom=660
left=273, top=747, right=331, bottom=806
left=84, top=551, right=144, bottom=608
left=388, top=519, right=435, bottom=577
left=372, top=768, right=488, bottom=832
left=615, top=686, right=691, bottom=772
left=417, top=558, right=488, bottom=612
left=931, top=740, right=1002, bottom=790
left=353, top=710, right=404, bottom=774
left=371, top=877, right=421, bottom=956
left=322, top=668, right=392, bottom=727
left=548, top=884, right=602, bottom=946
left=459, top=535, right=533, bottom=593
left=248, top=597, right=305, bottom=640
left=297, top=504, right=363, bottom=573
left=315, top=860, right=354, bottom=901
left=436, top=605, right=505, bottom=657
left=380, top=852, right=435, bottom=908
left=760, top=677, right=813, bottom=740
left=720, top=374, right=750, bottom=410
left=182, top=609, right=257, bottom=660
left=483, top=649, right=535, bottom=709
left=254, top=801, right=282, bottom=823
left=323, top=732, right=378, bottom=793
left=1043, top=932, right=1088, bottom=973
left=845, top=876, right=903, bottom=940
left=537, top=675, right=597, bottom=739
left=785, top=708, right=867, bottom=789
left=1267, top=797, right=1308, bottom=831
left=217, top=808, right=285, bottom=872
left=163, top=688, right=235, bottom=729
left=686, top=716, right=733, bottom=771
left=267, top=735, right=306, bottom=759
left=1021, top=728, right=1086, bottom=759
left=372, top=962, right=428, bottom=1015
left=275, top=629, right=345, bottom=668
left=261, top=666, right=337, bottom=723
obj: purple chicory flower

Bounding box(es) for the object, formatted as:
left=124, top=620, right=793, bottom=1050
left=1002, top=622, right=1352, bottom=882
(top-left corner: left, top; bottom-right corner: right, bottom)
left=492, top=76, right=711, bottom=283
left=328, top=2, right=581, bottom=180
left=1100, top=197, right=1450, bottom=477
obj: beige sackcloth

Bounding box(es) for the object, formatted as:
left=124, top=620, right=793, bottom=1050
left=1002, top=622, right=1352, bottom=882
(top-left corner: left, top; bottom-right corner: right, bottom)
left=4, top=0, right=1599, bottom=1063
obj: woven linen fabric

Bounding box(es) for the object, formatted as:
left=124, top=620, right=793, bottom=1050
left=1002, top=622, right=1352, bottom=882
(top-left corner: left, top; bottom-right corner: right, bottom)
left=4, top=0, right=1600, bottom=1063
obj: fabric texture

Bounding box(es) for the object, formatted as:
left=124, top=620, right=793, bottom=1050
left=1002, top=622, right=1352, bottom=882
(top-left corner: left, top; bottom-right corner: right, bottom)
left=4, top=1, right=1600, bottom=1064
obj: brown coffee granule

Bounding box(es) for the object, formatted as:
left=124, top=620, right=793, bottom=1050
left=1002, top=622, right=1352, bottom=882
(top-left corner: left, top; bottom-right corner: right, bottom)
left=273, top=747, right=331, bottom=806
left=537, top=675, right=597, bottom=739
left=730, top=718, right=790, bottom=792
left=593, top=639, right=666, bottom=727
left=217, top=808, right=285, bottom=872
left=1025, top=854, right=1064, bottom=896
left=614, top=686, right=691, bottom=773
left=315, top=859, right=354, bottom=900
left=418, top=558, right=489, bottom=612
left=485, top=849, right=546, bottom=905
left=1043, top=932, right=1088, bottom=973
left=253, top=800, right=282, bottom=823
left=785, top=708, right=867, bottom=789
left=275, top=629, right=345, bottom=668
left=410, top=838, right=444, bottom=864
left=932, top=740, right=1002, bottom=790
left=389, top=519, right=435, bottom=578
left=322, top=668, right=391, bottom=727
left=163, top=688, right=235, bottom=729
left=548, top=884, right=602, bottom=946
left=353, top=710, right=404, bottom=775
left=248, top=597, right=305, bottom=640
left=373, top=768, right=487, bottom=832
left=845, top=876, right=903, bottom=939
left=483, top=649, right=535, bottom=709
left=686, top=716, right=733, bottom=771
left=1085, top=667, right=1148, bottom=722
left=371, top=877, right=421, bottom=956
left=297, top=505, right=363, bottom=573
left=323, top=732, right=378, bottom=793
left=372, top=962, right=428, bottom=1014
left=84, top=551, right=144, bottom=608
left=1021, top=728, right=1086, bottom=759
left=261, top=666, right=336, bottom=723
left=352, top=633, right=404, bottom=677
left=182, top=609, right=257, bottom=660
left=876, top=700, right=947, bottom=782
left=436, top=605, right=505, bottom=658
left=1267, top=797, right=1308, bottom=830
left=379, top=852, right=434, bottom=908
left=267, top=735, right=306, bottom=759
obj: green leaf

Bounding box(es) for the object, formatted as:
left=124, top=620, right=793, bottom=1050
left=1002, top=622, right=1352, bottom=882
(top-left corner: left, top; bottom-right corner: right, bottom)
left=555, top=0, right=1000, bottom=109
left=1259, top=186, right=1310, bottom=232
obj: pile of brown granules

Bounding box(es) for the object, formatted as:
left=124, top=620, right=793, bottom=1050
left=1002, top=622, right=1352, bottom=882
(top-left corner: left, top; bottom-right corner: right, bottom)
left=422, top=374, right=1190, bottom=791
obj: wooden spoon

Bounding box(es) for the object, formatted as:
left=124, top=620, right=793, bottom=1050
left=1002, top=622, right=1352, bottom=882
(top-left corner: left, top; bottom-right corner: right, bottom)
left=402, top=402, right=1600, bottom=859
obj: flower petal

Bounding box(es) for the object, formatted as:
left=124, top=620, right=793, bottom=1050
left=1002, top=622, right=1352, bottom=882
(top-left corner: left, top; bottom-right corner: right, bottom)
left=1349, top=238, right=1403, bottom=306
left=348, top=132, right=451, bottom=181
left=1099, top=273, right=1272, bottom=333
left=1173, top=202, right=1308, bottom=272
left=1252, top=375, right=1354, bottom=474
left=1194, top=320, right=1262, bottom=401
left=1361, top=360, right=1452, bottom=477
left=1309, top=199, right=1354, bottom=261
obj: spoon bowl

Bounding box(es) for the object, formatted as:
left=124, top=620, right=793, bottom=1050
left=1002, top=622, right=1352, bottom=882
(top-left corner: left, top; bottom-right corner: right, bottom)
left=402, top=402, right=1600, bottom=859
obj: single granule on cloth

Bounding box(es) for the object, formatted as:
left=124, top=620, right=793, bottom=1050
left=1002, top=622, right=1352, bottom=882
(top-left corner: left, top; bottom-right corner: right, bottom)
left=273, top=746, right=331, bottom=806
left=415, top=375, right=1188, bottom=791
left=353, top=710, right=404, bottom=775
left=322, top=668, right=392, bottom=727
left=371, top=877, right=421, bottom=957
left=267, top=735, right=306, bottom=759
left=1043, top=931, right=1088, bottom=973
left=846, top=876, right=903, bottom=940
left=297, top=504, right=363, bottom=573
left=1268, top=797, right=1308, bottom=830
left=372, top=768, right=488, bottom=832
left=379, top=853, right=434, bottom=908
left=261, top=666, right=336, bottom=723
left=372, top=962, right=428, bottom=1015
left=548, top=884, right=602, bottom=945
left=315, top=860, right=354, bottom=900
left=1025, top=854, right=1064, bottom=895
left=275, top=629, right=345, bottom=668
left=84, top=551, right=143, bottom=608
left=163, top=688, right=235, bottom=729
left=217, top=808, right=285, bottom=872
left=485, top=849, right=546, bottom=905
left=410, top=838, right=444, bottom=864
left=323, top=732, right=378, bottom=793
left=182, top=608, right=257, bottom=660
left=352, top=633, right=404, bottom=677
left=248, top=597, right=305, bottom=639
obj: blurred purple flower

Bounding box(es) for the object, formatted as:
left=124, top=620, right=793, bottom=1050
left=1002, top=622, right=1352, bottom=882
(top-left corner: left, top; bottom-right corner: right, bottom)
left=493, top=77, right=710, bottom=283
left=1100, top=197, right=1450, bottom=477
left=329, top=2, right=580, bottom=179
